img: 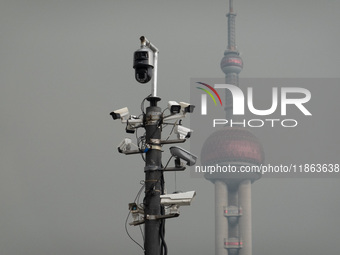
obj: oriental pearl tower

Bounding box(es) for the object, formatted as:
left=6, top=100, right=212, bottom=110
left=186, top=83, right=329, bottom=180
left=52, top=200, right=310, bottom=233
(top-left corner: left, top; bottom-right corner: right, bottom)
left=201, top=1, right=264, bottom=255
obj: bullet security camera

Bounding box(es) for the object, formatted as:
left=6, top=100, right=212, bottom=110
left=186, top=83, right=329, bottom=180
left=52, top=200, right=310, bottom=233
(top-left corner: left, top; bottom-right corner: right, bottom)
left=125, top=124, right=135, bottom=134
left=117, top=138, right=142, bottom=155
left=174, top=125, right=193, bottom=139
left=133, top=47, right=154, bottom=84
left=169, top=146, right=197, bottom=166
left=118, top=138, right=132, bottom=153
left=128, top=202, right=144, bottom=224
left=110, top=107, right=129, bottom=121
left=168, top=101, right=181, bottom=114
left=179, top=102, right=195, bottom=113
left=160, top=191, right=196, bottom=206
left=128, top=202, right=138, bottom=213
left=125, top=116, right=143, bottom=134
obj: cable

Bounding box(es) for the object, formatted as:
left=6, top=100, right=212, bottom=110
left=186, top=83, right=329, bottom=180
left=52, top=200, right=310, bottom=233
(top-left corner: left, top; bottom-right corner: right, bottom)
left=174, top=172, right=177, bottom=192
left=136, top=128, right=146, bottom=162
left=160, top=219, right=168, bottom=255
left=160, top=170, right=168, bottom=255
left=137, top=180, right=145, bottom=243
left=148, top=117, right=163, bottom=140
left=137, top=180, right=145, bottom=204
left=163, top=156, right=173, bottom=171
left=139, top=224, right=144, bottom=243
left=124, top=182, right=145, bottom=252
left=164, top=120, right=178, bottom=141
left=141, top=94, right=152, bottom=115
left=125, top=211, right=144, bottom=251
left=161, top=107, right=169, bottom=115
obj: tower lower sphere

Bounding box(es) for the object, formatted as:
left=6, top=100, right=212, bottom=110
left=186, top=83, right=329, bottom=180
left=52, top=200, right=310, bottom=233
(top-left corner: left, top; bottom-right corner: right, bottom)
left=202, top=128, right=264, bottom=255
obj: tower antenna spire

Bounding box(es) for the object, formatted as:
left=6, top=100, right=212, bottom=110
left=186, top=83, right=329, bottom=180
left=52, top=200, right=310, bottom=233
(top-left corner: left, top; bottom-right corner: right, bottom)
left=227, top=0, right=236, bottom=51
left=221, top=0, right=243, bottom=117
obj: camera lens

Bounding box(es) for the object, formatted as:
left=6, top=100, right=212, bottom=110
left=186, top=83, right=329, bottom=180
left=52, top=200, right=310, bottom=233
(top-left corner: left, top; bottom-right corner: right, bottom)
left=136, top=69, right=148, bottom=83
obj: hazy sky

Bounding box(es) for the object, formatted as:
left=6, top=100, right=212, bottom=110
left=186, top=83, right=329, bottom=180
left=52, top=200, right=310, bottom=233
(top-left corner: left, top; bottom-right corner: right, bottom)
left=1, top=0, right=340, bottom=255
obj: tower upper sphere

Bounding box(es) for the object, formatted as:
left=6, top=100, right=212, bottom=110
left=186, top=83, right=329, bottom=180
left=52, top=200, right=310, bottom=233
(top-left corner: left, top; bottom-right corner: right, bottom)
left=220, top=51, right=243, bottom=74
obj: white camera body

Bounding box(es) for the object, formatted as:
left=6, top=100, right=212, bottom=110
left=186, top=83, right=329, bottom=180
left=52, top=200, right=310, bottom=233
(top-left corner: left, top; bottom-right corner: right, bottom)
left=168, top=101, right=181, bottom=114
left=160, top=191, right=196, bottom=206
left=174, top=125, right=193, bottom=139
left=110, top=107, right=129, bottom=121
left=179, top=102, right=195, bottom=113
left=118, top=138, right=132, bottom=153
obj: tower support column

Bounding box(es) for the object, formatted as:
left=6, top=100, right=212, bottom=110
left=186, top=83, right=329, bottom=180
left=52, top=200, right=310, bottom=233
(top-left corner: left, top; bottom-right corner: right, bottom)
left=238, top=180, right=252, bottom=255
left=227, top=185, right=239, bottom=238
left=215, top=180, right=228, bottom=255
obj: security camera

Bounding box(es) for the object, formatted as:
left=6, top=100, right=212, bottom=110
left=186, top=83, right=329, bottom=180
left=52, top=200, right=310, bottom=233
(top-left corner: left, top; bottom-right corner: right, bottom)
left=160, top=191, right=196, bottom=206
left=168, top=101, right=181, bottom=114
left=169, top=146, right=197, bottom=166
left=110, top=107, right=129, bottom=121
left=126, top=116, right=143, bottom=134
left=128, top=202, right=144, bottom=224
left=125, top=124, right=135, bottom=134
left=118, top=138, right=132, bottom=153
left=117, top=138, right=141, bottom=154
left=179, top=102, right=195, bottom=113
left=133, top=47, right=154, bottom=84
left=174, top=125, right=193, bottom=139
left=128, top=202, right=139, bottom=213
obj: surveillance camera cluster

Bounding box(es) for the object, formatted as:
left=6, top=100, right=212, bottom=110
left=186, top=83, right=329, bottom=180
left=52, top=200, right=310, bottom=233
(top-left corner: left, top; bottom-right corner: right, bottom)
left=111, top=101, right=197, bottom=164
left=110, top=36, right=197, bottom=251
left=110, top=100, right=196, bottom=156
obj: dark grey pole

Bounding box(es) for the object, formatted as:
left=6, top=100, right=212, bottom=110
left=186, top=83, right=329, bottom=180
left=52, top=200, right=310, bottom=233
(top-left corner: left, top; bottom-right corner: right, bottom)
left=144, top=97, right=162, bottom=255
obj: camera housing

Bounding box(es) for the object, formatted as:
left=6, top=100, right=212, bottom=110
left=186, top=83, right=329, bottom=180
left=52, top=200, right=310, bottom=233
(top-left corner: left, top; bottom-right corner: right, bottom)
left=125, top=115, right=143, bottom=134
left=174, top=125, right=193, bottom=139
left=133, top=47, right=154, bottom=84
left=168, top=101, right=181, bottom=114
left=128, top=202, right=139, bottom=213
left=179, top=102, right=195, bottom=113
left=160, top=191, right=196, bottom=206
left=169, top=146, right=197, bottom=166
left=110, top=107, right=129, bottom=121
left=118, top=138, right=132, bottom=153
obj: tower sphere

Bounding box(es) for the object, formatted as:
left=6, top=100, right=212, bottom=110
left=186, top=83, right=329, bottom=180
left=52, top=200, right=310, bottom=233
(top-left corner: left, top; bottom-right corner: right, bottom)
left=220, top=51, right=243, bottom=74
left=201, top=127, right=264, bottom=166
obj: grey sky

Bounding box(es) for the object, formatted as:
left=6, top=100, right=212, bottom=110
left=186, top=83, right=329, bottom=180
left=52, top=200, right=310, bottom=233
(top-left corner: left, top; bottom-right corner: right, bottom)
left=1, top=0, right=340, bottom=255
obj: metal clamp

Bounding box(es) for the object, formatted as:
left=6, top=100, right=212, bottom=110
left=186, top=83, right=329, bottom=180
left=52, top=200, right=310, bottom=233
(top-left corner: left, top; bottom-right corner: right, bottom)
left=146, top=215, right=157, bottom=220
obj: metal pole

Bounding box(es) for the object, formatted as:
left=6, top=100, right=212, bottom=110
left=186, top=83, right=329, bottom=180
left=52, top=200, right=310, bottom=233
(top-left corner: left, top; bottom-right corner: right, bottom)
left=112, top=36, right=195, bottom=255
left=152, top=51, right=158, bottom=97
left=140, top=36, right=159, bottom=97
left=144, top=97, right=162, bottom=255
